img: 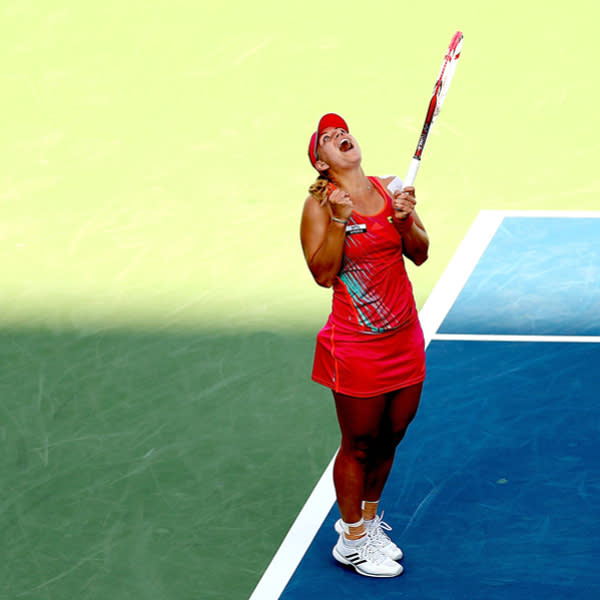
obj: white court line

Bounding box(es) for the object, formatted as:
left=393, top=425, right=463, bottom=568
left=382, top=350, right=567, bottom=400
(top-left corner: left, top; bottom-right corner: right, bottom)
left=420, top=209, right=600, bottom=346
left=419, top=210, right=504, bottom=346
left=434, top=334, right=600, bottom=343
left=248, top=462, right=335, bottom=600
left=248, top=210, right=600, bottom=600
left=477, top=209, right=600, bottom=218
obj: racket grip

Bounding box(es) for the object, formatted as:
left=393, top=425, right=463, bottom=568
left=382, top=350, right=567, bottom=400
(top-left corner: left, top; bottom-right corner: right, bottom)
left=403, top=157, right=421, bottom=188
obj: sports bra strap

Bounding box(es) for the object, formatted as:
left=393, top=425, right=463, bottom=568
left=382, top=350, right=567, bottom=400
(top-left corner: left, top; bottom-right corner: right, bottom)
left=368, top=176, right=393, bottom=206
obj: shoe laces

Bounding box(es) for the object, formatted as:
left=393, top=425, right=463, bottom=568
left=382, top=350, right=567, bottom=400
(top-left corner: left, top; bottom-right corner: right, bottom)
left=366, top=512, right=394, bottom=546
left=353, top=536, right=390, bottom=565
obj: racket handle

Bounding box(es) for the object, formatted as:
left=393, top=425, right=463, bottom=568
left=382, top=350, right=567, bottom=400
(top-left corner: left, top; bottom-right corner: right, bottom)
left=403, top=157, right=421, bottom=188
left=386, top=156, right=421, bottom=195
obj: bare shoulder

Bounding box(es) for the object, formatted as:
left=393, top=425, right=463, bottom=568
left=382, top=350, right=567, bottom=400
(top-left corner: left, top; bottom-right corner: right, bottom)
left=302, top=193, right=318, bottom=211
left=302, top=194, right=329, bottom=221
left=301, top=194, right=329, bottom=239
left=300, top=194, right=331, bottom=262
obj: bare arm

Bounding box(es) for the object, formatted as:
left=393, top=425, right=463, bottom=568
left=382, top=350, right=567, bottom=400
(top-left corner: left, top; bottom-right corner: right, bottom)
left=397, top=209, right=429, bottom=266
left=379, top=176, right=429, bottom=266
left=300, top=189, right=353, bottom=287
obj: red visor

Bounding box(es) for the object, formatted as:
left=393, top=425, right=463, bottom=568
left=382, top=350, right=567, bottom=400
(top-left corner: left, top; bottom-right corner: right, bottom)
left=308, top=113, right=349, bottom=169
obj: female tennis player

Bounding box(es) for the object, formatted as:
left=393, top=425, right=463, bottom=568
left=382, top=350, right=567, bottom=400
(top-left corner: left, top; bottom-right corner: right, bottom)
left=300, top=113, right=429, bottom=578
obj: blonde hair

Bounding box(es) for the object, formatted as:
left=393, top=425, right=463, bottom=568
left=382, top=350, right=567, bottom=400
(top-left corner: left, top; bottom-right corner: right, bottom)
left=308, top=173, right=330, bottom=206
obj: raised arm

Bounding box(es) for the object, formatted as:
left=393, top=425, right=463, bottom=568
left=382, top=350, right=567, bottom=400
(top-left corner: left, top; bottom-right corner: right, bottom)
left=380, top=177, right=429, bottom=266
left=396, top=208, right=429, bottom=266
left=300, top=189, right=353, bottom=288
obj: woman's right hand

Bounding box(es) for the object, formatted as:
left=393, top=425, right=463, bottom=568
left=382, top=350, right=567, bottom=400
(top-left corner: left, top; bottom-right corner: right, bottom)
left=328, top=187, right=354, bottom=221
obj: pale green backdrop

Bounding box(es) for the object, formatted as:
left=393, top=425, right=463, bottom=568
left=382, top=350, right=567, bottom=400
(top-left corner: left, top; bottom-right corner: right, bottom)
left=1, top=1, right=597, bottom=598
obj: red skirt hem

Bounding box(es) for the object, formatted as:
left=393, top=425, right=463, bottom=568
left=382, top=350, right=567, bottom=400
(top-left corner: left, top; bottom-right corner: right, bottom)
left=311, top=315, right=426, bottom=397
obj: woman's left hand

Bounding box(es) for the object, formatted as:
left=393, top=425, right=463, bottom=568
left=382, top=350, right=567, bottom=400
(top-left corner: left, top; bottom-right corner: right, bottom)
left=392, top=186, right=416, bottom=219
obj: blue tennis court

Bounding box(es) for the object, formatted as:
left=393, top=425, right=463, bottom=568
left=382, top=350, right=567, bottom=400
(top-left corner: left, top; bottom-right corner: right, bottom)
left=250, top=211, right=600, bottom=600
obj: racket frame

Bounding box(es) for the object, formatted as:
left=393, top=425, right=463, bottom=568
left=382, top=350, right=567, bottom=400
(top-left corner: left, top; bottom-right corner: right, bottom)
left=401, top=30, right=463, bottom=189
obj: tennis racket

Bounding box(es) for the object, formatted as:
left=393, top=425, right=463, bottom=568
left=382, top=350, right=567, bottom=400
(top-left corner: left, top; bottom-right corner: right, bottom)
left=389, top=31, right=463, bottom=194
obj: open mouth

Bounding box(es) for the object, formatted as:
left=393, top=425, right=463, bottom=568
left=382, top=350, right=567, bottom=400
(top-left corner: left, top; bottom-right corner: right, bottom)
left=338, top=138, right=353, bottom=152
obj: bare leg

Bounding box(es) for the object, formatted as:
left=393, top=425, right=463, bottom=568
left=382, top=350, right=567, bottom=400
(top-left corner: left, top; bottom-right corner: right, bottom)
left=332, top=392, right=387, bottom=524
left=364, top=383, right=423, bottom=503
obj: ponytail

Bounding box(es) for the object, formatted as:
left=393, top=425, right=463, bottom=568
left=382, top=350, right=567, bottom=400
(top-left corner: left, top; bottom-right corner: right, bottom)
left=308, top=174, right=330, bottom=206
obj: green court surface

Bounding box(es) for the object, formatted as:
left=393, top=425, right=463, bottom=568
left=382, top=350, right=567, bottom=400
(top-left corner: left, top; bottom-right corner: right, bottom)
left=1, top=1, right=597, bottom=598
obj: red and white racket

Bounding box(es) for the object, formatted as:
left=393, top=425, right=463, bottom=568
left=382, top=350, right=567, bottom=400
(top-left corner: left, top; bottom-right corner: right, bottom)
left=389, top=31, right=463, bottom=193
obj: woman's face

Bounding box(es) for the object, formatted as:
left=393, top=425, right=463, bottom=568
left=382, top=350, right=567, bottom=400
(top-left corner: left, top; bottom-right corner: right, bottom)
left=316, top=126, right=362, bottom=171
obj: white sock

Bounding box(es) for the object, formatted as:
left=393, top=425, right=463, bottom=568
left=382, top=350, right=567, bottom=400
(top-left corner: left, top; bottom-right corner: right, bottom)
left=342, top=535, right=368, bottom=548
left=340, top=518, right=364, bottom=532
left=340, top=518, right=366, bottom=544
left=362, top=499, right=380, bottom=522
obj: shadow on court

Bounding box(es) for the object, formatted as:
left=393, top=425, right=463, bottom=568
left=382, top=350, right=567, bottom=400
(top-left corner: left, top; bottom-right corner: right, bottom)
left=0, top=326, right=338, bottom=600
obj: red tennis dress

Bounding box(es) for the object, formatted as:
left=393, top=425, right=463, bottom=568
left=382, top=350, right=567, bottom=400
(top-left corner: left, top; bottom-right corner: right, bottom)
left=311, top=176, right=426, bottom=397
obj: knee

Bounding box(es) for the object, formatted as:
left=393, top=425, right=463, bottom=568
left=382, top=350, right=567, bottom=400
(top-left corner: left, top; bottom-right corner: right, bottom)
left=342, top=435, right=378, bottom=465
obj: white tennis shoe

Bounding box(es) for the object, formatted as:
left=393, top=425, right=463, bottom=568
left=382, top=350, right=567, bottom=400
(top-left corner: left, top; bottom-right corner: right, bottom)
left=332, top=534, right=403, bottom=578
left=334, top=513, right=403, bottom=561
